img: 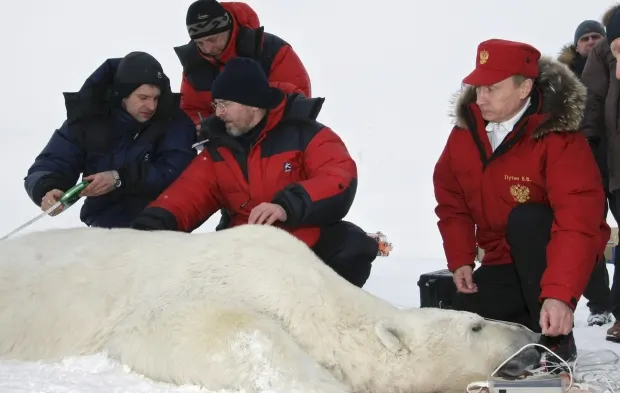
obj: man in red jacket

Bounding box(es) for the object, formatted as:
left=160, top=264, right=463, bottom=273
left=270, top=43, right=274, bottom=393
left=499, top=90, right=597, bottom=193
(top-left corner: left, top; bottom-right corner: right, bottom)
left=433, top=39, right=610, bottom=365
left=131, top=57, right=379, bottom=288
left=175, top=0, right=311, bottom=138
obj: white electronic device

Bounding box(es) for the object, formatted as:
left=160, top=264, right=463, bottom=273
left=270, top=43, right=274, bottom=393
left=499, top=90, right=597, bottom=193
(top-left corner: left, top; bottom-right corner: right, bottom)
left=486, top=375, right=567, bottom=393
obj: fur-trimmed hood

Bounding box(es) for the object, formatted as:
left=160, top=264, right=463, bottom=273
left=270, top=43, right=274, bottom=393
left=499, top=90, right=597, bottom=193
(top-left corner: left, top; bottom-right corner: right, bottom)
left=603, top=3, right=620, bottom=27
left=450, top=56, right=587, bottom=139
left=557, top=43, right=577, bottom=67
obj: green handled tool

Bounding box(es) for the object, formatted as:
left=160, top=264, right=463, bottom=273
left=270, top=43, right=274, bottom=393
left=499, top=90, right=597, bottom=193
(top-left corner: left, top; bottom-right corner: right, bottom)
left=0, top=180, right=90, bottom=241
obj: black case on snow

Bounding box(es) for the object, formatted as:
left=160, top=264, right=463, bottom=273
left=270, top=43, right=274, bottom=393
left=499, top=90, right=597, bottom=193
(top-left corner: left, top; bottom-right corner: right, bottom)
left=417, top=269, right=457, bottom=309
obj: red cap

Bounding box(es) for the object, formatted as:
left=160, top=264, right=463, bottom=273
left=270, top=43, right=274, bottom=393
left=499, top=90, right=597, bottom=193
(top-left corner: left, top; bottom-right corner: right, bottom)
left=462, top=39, right=541, bottom=86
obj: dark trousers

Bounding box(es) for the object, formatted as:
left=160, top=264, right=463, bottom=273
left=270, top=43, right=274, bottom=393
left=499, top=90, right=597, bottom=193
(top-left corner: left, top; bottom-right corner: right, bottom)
left=582, top=188, right=613, bottom=314
left=311, top=220, right=379, bottom=288
left=608, top=190, right=620, bottom=320
left=453, top=202, right=594, bottom=356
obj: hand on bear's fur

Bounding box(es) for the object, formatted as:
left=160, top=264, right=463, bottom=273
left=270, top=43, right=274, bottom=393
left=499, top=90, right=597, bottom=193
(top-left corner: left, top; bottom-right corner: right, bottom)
left=453, top=265, right=478, bottom=294
left=248, top=203, right=287, bottom=225
left=539, top=298, right=573, bottom=336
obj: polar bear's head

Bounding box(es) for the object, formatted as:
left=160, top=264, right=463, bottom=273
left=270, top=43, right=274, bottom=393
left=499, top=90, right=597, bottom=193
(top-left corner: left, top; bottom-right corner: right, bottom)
left=374, top=307, right=540, bottom=392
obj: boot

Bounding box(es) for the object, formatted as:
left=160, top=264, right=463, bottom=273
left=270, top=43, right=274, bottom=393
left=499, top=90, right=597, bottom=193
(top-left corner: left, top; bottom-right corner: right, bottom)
left=606, top=321, right=620, bottom=343
left=588, top=310, right=613, bottom=326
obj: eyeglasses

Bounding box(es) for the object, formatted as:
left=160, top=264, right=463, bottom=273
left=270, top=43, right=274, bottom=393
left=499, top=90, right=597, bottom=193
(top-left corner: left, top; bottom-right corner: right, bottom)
left=211, top=101, right=228, bottom=111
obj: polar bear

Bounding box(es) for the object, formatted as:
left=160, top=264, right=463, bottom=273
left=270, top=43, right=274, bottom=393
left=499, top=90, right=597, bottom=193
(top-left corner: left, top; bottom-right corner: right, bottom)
left=0, top=225, right=540, bottom=393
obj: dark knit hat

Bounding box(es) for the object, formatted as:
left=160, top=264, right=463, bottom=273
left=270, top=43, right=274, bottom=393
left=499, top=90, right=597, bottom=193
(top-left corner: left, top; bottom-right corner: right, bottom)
left=186, top=0, right=233, bottom=40
left=113, top=51, right=170, bottom=99
left=212, top=57, right=283, bottom=109
left=607, top=9, right=620, bottom=45
left=574, top=20, right=605, bottom=45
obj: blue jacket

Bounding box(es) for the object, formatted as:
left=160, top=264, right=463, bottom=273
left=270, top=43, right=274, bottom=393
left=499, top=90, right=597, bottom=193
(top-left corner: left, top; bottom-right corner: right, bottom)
left=24, top=58, right=197, bottom=228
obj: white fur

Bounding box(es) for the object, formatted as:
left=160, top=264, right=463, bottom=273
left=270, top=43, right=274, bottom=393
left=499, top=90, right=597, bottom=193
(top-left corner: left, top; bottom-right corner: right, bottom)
left=0, top=225, right=537, bottom=393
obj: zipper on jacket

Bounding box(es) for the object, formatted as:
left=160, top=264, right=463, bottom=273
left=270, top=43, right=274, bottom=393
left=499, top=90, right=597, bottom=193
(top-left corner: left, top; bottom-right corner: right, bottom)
left=464, top=107, right=529, bottom=171
left=483, top=121, right=529, bottom=170
left=463, top=107, right=528, bottom=232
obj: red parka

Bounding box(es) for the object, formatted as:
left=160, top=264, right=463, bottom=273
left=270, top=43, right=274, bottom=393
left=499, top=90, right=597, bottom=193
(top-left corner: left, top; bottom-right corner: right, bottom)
left=433, top=56, right=610, bottom=309
left=136, top=93, right=357, bottom=247
left=175, top=2, right=311, bottom=125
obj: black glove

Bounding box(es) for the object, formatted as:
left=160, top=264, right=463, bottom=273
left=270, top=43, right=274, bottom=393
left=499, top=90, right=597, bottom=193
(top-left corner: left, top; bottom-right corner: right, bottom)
left=130, top=207, right=178, bottom=231
left=197, top=114, right=224, bottom=141
left=131, top=216, right=162, bottom=231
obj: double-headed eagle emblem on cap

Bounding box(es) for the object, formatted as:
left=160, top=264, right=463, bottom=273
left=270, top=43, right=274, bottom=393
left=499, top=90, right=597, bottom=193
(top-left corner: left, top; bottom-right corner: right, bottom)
left=479, top=50, right=489, bottom=64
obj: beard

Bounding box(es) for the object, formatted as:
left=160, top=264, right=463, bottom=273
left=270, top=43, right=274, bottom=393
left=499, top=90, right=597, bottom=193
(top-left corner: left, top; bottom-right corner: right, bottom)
left=225, top=123, right=245, bottom=137
left=225, top=120, right=252, bottom=137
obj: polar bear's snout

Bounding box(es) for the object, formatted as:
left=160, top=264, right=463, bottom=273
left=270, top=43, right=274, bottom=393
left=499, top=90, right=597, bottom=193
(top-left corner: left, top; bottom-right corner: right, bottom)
left=495, top=346, right=541, bottom=378
left=485, top=319, right=542, bottom=378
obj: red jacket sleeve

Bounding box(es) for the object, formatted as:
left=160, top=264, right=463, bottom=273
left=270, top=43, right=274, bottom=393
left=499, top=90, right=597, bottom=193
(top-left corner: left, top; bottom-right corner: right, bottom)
left=433, top=130, right=478, bottom=272
left=272, top=127, right=356, bottom=227
left=268, top=45, right=312, bottom=98
left=540, top=132, right=610, bottom=309
left=179, top=74, right=214, bottom=125
left=269, top=80, right=306, bottom=95
left=133, top=151, right=222, bottom=232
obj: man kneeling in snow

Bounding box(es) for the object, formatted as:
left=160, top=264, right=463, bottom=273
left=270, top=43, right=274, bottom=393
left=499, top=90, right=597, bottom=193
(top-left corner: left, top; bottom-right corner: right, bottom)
left=433, top=39, right=610, bottom=367
left=131, top=57, right=379, bottom=288
left=23, top=52, right=196, bottom=228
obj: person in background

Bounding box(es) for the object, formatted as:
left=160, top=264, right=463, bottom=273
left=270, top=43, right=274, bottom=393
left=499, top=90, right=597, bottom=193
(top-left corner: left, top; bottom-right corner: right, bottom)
left=131, top=57, right=383, bottom=288
left=558, top=19, right=612, bottom=327
left=558, top=20, right=605, bottom=77
left=433, top=38, right=610, bottom=367
left=581, top=3, right=620, bottom=343
left=24, top=51, right=196, bottom=228
left=175, top=0, right=311, bottom=141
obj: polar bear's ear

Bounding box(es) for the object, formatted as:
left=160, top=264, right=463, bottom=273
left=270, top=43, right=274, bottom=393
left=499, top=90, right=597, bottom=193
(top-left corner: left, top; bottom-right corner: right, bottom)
left=375, top=320, right=411, bottom=355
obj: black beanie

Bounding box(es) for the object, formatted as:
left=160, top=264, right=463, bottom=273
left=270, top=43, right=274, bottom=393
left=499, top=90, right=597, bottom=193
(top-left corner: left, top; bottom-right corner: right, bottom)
left=186, top=0, right=233, bottom=40
left=608, top=8, right=620, bottom=45
left=113, top=51, right=170, bottom=99
left=212, top=57, right=283, bottom=109
left=574, top=20, right=605, bottom=45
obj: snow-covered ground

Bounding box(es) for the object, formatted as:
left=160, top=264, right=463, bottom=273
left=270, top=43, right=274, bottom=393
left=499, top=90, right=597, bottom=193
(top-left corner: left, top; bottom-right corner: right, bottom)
left=1, top=0, right=620, bottom=391
left=0, top=256, right=616, bottom=392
